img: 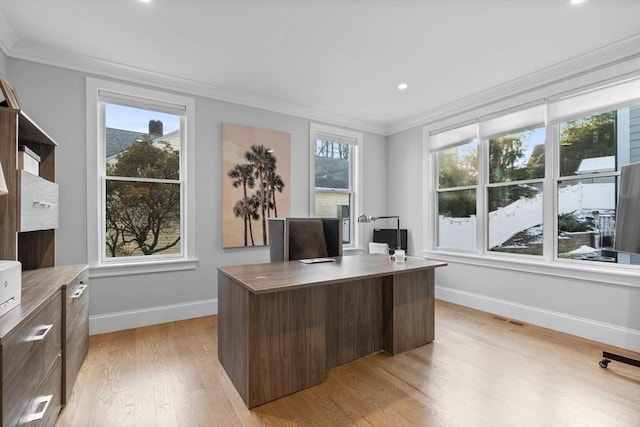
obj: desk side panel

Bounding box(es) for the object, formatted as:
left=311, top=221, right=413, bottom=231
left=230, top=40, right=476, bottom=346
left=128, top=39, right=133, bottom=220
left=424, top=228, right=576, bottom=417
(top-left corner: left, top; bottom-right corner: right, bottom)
left=385, top=269, right=435, bottom=354
left=218, top=272, right=249, bottom=403
left=248, top=286, right=326, bottom=408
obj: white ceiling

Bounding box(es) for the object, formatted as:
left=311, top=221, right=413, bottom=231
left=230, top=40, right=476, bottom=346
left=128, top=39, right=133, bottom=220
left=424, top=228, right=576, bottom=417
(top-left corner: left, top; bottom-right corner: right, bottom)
left=0, top=0, right=639, bottom=134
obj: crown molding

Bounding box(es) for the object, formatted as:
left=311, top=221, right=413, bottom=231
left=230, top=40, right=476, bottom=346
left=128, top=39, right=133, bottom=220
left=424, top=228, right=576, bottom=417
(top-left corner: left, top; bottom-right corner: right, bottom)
left=0, top=12, right=17, bottom=56
left=387, top=34, right=640, bottom=136
left=1, top=9, right=638, bottom=138
left=2, top=38, right=387, bottom=135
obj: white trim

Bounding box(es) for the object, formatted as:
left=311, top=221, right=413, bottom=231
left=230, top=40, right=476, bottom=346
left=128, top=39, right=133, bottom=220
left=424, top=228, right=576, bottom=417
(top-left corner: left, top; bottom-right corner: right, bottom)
left=86, top=77, right=196, bottom=273
left=390, top=35, right=640, bottom=135
left=435, top=286, right=640, bottom=353
left=479, top=103, right=545, bottom=139
left=309, top=123, right=364, bottom=250
left=5, top=40, right=386, bottom=135
left=424, top=250, right=640, bottom=288
left=429, top=122, right=478, bottom=150
left=88, top=257, right=198, bottom=278
left=425, top=67, right=640, bottom=274
left=1, top=14, right=638, bottom=137
left=548, top=76, right=640, bottom=123
left=89, top=298, right=217, bottom=335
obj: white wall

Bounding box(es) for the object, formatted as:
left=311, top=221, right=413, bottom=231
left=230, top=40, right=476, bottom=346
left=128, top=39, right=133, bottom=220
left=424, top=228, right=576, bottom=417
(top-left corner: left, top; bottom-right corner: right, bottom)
left=386, top=127, right=423, bottom=256
left=7, top=58, right=387, bottom=334
left=386, top=58, right=640, bottom=352
left=0, top=49, right=6, bottom=76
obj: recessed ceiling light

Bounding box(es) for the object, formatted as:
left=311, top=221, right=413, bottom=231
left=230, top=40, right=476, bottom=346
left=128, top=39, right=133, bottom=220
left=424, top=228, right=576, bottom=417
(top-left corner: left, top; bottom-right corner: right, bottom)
left=570, top=0, right=585, bottom=4
left=140, top=0, right=152, bottom=3
left=398, top=83, right=408, bottom=91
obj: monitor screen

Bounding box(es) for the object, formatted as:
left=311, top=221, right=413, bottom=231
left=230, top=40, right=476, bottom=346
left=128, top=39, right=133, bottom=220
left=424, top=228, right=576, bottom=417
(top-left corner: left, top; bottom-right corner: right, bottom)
left=373, top=228, right=407, bottom=252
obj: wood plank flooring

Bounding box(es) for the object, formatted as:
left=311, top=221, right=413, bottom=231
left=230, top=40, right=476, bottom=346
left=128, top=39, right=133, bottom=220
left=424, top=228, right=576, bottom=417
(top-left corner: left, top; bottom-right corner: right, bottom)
left=55, top=300, right=640, bottom=427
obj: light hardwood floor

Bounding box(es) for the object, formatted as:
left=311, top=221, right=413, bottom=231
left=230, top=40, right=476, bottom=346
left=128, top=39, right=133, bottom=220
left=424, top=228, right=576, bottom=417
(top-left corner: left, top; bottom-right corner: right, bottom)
left=55, top=300, right=640, bottom=427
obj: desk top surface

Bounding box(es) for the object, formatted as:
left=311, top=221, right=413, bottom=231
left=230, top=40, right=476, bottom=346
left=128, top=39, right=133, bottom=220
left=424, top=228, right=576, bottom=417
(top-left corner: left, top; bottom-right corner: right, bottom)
left=218, top=255, right=447, bottom=294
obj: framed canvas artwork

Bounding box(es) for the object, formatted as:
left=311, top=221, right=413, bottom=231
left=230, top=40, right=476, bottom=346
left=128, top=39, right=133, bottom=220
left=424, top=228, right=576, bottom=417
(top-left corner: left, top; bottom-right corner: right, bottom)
left=222, top=123, right=291, bottom=248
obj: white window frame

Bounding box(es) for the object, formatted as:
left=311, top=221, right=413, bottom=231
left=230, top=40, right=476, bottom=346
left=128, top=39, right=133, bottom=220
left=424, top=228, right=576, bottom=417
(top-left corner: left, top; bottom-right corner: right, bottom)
left=86, top=78, right=197, bottom=277
left=309, top=123, right=363, bottom=251
left=434, top=138, right=480, bottom=252
left=424, top=76, right=640, bottom=287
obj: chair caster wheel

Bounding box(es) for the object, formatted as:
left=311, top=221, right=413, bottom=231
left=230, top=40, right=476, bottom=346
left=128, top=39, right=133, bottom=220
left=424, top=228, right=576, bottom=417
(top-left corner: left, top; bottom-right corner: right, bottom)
left=599, top=359, right=610, bottom=368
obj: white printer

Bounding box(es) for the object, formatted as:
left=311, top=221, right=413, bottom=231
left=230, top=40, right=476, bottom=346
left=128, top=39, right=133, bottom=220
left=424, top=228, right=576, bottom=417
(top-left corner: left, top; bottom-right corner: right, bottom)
left=0, top=261, right=21, bottom=317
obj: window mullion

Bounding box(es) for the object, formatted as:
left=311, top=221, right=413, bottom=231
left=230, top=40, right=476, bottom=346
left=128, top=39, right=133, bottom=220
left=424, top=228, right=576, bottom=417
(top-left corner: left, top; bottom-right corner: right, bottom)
left=478, top=138, right=488, bottom=255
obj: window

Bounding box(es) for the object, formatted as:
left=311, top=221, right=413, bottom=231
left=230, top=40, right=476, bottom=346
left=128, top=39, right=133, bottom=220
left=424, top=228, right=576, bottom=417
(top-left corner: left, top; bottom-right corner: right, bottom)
left=429, top=77, right=640, bottom=270
left=436, top=140, right=478, bottom=251
left=488, top=127, right=545, bottom=255
left=310, top=123, right=362, bottom=248
left=86, top=78, right=196, bottom=276
left=556, top=105, right=640, bottom=265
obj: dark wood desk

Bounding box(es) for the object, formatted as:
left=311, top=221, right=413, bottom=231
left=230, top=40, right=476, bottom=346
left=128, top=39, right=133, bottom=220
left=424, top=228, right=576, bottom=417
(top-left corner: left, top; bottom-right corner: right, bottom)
left=217, top=255, right=447, bottom=408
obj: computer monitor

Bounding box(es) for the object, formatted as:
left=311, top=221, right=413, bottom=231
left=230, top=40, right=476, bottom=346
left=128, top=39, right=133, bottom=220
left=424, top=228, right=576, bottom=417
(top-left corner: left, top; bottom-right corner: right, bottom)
left=373, top=228, right=407, bottom=253
left=268, top=218, right=342, bottom=262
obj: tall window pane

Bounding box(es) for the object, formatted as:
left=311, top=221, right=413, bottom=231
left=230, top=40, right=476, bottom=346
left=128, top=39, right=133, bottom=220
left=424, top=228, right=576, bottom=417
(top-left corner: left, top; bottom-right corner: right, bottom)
left=489, top=128, right=545, bottom=183
left=557, top=177, right=616, bottom=262
left=488, top=127, right=545, bottom=256
left=314, top=139, right=353, bottom=244
left=557, top=104, right=640, bottom=265
left=559, top=111, right=615, bottom=177
left=436, top=140, right=478, bottom=251
left=104, top=103, right=182, bottom=258
left=489, top=183, right=543, bottom=255
left=438, top=141, right=478, bottom=188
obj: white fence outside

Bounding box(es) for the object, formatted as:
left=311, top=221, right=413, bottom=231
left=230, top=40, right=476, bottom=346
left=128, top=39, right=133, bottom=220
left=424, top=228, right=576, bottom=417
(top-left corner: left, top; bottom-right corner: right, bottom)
left=439, top=182, right=615, bottom=249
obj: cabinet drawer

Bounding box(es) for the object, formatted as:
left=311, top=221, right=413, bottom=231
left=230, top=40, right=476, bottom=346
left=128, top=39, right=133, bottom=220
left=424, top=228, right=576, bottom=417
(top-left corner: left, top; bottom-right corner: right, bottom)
left=2, top=292, right=61, bottom=427
left=63, top=271, right=89, bottom=403
left=19, top=170, right=59, bottom=232
left=19, top=354, right=62, bottom=427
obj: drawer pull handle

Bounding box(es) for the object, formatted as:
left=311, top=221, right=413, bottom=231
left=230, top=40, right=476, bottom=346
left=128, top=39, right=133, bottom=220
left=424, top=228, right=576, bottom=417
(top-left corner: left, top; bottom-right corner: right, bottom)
left=72, top=284, right=88, bottom=299
left=21, top=394, right=53, bottom=422
left=0, top=296, right=15, bottom=309
left=33, top=201, right=56, bottom=208
left=31, top=324, right=54, bottom=341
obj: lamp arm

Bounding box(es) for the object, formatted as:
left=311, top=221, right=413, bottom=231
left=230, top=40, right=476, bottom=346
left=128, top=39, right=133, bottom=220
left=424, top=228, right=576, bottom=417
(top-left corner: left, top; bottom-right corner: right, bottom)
left=372, top=216, right=401, bottom=251
left=357, top=213, right=402, bottom=251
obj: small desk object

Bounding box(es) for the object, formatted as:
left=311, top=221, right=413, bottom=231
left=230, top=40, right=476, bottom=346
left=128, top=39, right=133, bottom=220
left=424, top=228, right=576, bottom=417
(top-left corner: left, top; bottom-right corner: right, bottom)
left=217, top=254, right=447, bottom=408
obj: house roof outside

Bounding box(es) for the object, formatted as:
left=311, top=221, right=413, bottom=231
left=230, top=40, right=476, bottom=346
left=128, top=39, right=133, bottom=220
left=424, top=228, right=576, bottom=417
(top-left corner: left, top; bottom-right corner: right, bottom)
left=576, top=156, right=616, bottom=174
left=106, top=128, right=180, bottom=165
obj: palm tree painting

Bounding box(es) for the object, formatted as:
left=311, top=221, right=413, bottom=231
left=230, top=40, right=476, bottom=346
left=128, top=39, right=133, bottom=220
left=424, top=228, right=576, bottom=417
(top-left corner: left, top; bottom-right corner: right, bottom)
left=222, top=123, right=291, bottom=248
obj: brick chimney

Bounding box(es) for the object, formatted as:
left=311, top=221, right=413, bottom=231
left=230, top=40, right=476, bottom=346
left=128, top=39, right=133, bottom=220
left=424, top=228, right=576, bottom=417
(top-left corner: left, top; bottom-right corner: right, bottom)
left=149, top=120, right=163, bottom=137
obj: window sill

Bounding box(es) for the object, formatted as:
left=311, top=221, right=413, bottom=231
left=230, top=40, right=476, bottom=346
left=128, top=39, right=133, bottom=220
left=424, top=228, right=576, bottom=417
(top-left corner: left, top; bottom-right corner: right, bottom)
left=343, top=246, right=366, bottom=255
left=421, top=249, right=639, bottom=288
left=89, top=257, right=199, bottom=278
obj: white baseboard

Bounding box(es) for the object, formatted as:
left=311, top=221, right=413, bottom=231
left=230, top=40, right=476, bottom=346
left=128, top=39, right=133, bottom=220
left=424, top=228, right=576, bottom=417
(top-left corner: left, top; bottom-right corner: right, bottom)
left=89, top=298, right=218, bottom=335
left=435, top=286, right=640, bottom=353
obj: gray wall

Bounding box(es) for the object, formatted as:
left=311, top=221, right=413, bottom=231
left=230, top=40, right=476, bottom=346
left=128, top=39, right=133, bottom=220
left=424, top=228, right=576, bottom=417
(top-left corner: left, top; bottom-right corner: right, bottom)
left=0, top=49, right=6, bottom=76
left=6, top=58, right=387, bottom=333
left=386, top=126, right=423, bottom=256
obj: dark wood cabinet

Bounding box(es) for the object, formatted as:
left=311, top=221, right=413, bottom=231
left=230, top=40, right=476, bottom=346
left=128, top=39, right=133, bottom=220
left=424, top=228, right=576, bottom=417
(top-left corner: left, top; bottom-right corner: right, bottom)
left=62, top=268, right=89, bottom=404
left=0, top=277, right=62, bottom=426
left=0, top=76, right=58, bottom=271
left=1, top=265, right=89, bottom=427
